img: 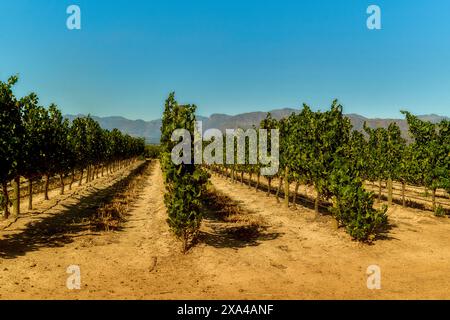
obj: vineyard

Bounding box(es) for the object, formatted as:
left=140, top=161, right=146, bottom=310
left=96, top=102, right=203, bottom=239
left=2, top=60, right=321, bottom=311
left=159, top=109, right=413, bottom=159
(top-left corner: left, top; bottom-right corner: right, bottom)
left=1, top=85, right=449, bottom=299
left=0, top=75, right=145, bottom=220
left=158, top=95, right=449, bottom=247
left=230, top=103, right=449, bottom=219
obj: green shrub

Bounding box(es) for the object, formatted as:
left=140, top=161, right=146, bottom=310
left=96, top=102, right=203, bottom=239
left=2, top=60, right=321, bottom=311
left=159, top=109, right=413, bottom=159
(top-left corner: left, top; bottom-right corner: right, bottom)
left=330, top=159, right=388, bottom=242
left=160, top=93, right=209, bottom=252
left=434, top=205, right=446, bottom=217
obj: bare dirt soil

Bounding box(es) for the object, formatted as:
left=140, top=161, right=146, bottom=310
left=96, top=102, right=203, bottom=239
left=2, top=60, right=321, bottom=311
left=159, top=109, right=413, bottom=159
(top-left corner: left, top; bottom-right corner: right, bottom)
left=1, top=162, right=449, bottom=299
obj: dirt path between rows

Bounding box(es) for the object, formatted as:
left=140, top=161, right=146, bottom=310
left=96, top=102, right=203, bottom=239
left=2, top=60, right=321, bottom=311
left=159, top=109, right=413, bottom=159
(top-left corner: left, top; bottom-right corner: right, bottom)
left=205, top=172, right=450, bottom=299
left=0, top=161, right=212, bottom=299
left=1, top=162, right=449, bottom=299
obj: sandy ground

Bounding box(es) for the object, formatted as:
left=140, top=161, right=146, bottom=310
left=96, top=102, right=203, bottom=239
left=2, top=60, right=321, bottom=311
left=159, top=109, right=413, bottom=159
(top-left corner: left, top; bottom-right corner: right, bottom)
left=1, top=162, right=449, bottom=299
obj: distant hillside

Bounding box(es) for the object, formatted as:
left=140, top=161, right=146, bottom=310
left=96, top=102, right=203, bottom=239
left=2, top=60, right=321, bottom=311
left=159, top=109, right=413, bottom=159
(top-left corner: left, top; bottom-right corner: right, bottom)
left=65, top=114, right=162, bottom=144
left=65, top=111, right=449, bottom=144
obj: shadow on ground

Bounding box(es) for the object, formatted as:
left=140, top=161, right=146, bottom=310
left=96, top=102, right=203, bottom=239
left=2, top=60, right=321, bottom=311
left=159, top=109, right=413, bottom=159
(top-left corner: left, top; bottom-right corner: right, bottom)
left=208, top=170, right=399, bottom=243
left=210, top=171, right=332, bottom=215
left=198, top=188, right=283, bottom=249
left=0, top=161, right=150, bottom=260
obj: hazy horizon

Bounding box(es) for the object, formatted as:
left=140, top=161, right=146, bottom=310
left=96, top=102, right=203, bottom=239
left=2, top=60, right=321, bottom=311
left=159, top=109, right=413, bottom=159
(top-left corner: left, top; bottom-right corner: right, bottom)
left=64, top=108, right=449, bottom=123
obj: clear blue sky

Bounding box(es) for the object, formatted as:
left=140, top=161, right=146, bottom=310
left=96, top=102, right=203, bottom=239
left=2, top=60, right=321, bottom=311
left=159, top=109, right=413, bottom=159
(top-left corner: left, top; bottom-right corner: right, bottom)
left=1, top=0, right=449, bottom=120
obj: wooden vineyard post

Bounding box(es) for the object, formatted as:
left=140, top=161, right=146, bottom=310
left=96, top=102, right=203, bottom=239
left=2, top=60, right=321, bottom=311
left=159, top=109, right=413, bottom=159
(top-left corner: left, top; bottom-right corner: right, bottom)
left=12, top=176, right=20, bottom=217
left=284, top=166, right=289, bottom=208
left=292, top=181, right=299, bottom=209
left=276, top=176, right=283, bottom=203
left=44, top=175, right=50, bottom=200
left=388, top=178, right=393, bottom=207
left=28, top=179, right=33, bottom=210
left=432, top=188, right=436, bottom=212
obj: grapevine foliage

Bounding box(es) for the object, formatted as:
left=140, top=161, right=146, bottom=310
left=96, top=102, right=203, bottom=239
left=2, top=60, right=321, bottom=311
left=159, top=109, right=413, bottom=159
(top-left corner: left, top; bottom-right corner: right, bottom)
left=220, top=100, right=389, bottom=241
left=0, top=75, right=146, bottom=217
left=402, top=111, right=449, bottom=211
left=160, top=93, right=209, bottom=252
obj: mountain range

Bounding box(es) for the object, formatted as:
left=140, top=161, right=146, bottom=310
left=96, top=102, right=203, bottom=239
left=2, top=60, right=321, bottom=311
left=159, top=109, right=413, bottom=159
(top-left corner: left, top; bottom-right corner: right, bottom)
left=65, top=110, right=449, bottom=144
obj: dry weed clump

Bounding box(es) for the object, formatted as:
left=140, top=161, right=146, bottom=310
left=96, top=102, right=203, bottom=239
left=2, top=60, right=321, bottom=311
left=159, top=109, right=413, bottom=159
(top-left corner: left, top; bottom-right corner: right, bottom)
left=91, top=161, right=152, bottom=231
left=205, top=187, right=267, bottom=240
left=93, top=202, right=128, bottom=231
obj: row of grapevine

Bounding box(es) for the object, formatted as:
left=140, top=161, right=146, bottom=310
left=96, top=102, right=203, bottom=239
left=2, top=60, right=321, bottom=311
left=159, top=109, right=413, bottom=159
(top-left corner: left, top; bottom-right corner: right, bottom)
left=363, top=122, right=405, bottom=206
left=214, top=101, right=390, bottom=241
left=160, top=93, right=209, bottom=252
left=401, top=112, right=449, bottom=209
left=0, top=75, right=145, bottom=219
left=348, top=112, right=449, bottom=212
left=213, top=101, right=449, bottom=238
